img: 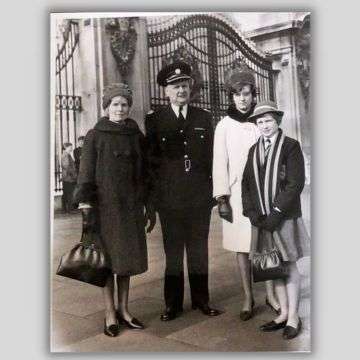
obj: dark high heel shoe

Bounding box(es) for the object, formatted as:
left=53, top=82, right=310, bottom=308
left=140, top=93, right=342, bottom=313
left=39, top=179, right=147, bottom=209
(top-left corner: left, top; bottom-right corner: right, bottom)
left=239, top=299, right=255, bottom=321
left=103, top=319, right=120, bottom=337
left=265, top=297, right=281, bottom=315
left=117, top=313, right=145, bottom=329
left=283, top=318, right=302, bottom=339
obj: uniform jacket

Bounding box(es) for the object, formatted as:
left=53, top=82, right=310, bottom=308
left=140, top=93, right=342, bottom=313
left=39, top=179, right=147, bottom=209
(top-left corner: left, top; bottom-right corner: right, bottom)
left=61, top=152, right=77, bottom=183
left=242, top=130, right=305, bottom=220
left=145, top=105, right=214, bottom=210
left=73, top=117, right=148, bottom=275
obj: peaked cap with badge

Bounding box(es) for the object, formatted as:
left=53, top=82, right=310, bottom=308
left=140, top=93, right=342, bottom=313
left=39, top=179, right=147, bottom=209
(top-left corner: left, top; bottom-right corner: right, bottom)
left=157, top=61, right=193, bottom=87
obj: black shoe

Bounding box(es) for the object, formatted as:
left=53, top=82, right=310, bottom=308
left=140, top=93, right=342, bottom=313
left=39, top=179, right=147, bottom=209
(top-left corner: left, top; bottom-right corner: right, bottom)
left=192, top=303, right=222, bottom=316
left=265, top=298, right=281, bottom=315
left=283, top=318, right=302, bottom=339
left=103, top=319, right=120, bottom=337
left=116, top=313, right=145, bottom=329
left=260, top=320, right=287, bottom=332
left=160, top=307, right=183, bottom=321
left=240, top=299, right=255, bottom=321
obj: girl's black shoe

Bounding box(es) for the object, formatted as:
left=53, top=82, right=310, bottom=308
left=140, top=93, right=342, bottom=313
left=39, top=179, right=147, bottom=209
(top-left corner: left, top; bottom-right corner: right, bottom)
left=283, top=318, right=302, bottom=339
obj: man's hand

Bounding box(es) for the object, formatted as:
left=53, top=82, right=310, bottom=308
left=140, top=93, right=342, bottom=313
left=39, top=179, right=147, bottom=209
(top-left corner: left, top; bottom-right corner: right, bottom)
left=145, top=204, right=156, bottom=233
left=217, top=196, right=233, bottom=223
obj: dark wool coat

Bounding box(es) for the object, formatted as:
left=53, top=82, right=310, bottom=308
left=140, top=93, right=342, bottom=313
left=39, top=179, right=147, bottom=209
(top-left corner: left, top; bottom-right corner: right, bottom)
left=145, top=105, right=214, bottom=210
left=242, top=135, right=305, bottom=219
left=73, top=117, right=148, bottom=276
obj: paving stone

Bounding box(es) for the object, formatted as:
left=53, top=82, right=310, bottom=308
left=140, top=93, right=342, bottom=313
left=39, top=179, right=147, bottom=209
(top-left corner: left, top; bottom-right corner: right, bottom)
left=167, top=309, right=310, bottom=352
left=52, top=282, right=105, bottom=317
left=51, top=310, right=101, bottom=351
left=58, top=331, right=205, bottom=352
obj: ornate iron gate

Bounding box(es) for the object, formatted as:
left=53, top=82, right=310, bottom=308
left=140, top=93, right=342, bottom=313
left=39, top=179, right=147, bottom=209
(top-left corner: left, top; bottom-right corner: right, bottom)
left=54, top=20, right=82, bottom=194
left=147, top=14, right=275, bottom=124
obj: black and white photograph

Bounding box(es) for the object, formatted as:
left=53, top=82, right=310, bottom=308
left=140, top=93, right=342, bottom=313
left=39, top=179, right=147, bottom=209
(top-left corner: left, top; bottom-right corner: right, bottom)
left=50, top=11, right=311, bottom=352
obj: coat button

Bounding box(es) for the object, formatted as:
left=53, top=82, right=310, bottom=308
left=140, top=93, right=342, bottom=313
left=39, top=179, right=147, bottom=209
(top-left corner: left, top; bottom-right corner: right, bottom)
left=184, top=155, right=188, bottom=159
left=180, top=130, right=183, bottom=133
left=200, top=135, right=204, bottom=139
left=184, top=141, right=187, bottom=145
left=162, top=137, right=166, bottom=141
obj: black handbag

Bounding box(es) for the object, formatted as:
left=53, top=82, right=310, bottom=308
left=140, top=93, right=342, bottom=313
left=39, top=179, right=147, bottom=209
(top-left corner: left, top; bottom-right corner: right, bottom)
left=56, top=230, right=111, bottom=287
left=252, top=247, right=289, bottom=283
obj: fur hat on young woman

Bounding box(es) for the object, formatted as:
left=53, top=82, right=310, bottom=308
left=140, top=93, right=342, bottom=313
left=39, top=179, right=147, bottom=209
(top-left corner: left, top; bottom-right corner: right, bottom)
left=102, top=83, right=133, bottom=109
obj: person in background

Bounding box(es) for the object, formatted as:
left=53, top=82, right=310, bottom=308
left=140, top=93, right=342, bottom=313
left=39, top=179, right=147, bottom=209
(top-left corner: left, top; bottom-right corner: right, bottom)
left=242, top=100, right=310, bottom=339
left=73, top=83, right=156, bottom=337
left=74, top=136, right=84, bottom=173
left=213, top=66, right=280, bottom=321
left=61, top=142, right=77, bottom=213
left=145, top=61, right=221, bottom=321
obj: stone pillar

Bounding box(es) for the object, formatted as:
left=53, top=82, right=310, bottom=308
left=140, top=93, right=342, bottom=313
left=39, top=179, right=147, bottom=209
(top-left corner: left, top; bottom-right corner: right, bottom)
left=99, top=17, right=150, bottom=133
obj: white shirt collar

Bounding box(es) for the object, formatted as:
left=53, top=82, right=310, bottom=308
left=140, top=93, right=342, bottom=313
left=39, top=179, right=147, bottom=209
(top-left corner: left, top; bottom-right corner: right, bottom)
left=264, top=131, right=279, bottom=145
left=171, top=103, right=188, bottom=119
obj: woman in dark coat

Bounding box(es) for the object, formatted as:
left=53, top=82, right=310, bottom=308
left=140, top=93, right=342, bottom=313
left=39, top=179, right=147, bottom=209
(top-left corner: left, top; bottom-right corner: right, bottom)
left=242, top=100, right=310, bottom=340
left=73, top=83, right=156, bottom=337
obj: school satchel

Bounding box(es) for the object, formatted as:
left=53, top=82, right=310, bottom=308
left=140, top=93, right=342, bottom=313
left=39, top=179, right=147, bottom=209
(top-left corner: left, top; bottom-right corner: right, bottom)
left=56, top=230, right=111, bottom=287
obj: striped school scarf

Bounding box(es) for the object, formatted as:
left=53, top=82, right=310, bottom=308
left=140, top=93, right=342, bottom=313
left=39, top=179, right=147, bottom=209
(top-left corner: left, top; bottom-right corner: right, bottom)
left=252, top=129, right=285, bottom=216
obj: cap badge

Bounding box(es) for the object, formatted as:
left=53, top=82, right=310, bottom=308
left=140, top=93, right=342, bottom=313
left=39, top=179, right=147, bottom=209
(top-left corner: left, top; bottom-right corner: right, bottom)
left=175, top=68, right=181, bottom=74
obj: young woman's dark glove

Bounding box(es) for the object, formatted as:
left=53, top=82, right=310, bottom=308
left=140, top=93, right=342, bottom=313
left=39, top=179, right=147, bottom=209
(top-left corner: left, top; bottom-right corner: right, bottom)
left=260, top=210, right=284, bottom=232
left=145, top=204, right=156, bottom=233
left=217, top=195, right=233, bottom=223
left=81, top=208, right=97, bottom=233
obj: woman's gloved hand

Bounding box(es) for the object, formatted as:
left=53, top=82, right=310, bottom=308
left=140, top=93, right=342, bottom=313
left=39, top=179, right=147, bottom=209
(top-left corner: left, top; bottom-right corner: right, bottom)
left=217, top=195, right=233, bottom=223
left=145, top=204, right=156, bottom=233
left=81, top=208, right=97, bottom=233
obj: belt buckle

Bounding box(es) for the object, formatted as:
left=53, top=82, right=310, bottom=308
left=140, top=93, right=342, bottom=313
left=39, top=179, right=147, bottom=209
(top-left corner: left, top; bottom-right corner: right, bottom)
left=185, top=159, right=191, bottom=172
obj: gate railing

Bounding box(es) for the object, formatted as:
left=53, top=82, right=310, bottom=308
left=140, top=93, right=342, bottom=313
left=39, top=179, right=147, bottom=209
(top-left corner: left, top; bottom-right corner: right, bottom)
left=54, top=20, right=81, bottom=194
left=147, top=14, right=275, bottom=124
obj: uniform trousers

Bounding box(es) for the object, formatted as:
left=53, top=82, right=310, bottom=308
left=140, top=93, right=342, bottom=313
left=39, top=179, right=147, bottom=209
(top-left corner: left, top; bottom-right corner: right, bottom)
left=159, top=206, right=212, bottom=310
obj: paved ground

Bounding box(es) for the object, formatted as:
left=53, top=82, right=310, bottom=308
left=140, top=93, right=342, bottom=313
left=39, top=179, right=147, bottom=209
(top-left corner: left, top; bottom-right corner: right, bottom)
left=51, top=187, right=311, bottom=352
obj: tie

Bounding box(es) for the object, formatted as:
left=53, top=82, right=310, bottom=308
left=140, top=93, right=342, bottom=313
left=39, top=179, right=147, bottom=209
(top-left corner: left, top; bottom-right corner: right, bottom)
left=178, top=105, right=185, bottom=127
left=264, top=138, right=271, bottom=164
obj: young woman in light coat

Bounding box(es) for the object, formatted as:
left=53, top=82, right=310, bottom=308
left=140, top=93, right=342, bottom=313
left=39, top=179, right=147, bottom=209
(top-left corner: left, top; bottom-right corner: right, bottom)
left=213, top=65, right=280, bottom=320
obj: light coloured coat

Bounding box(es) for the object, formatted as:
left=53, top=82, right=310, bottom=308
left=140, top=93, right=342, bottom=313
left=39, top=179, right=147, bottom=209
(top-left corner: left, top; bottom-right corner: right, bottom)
left=213, top=116, right=260, bottom=252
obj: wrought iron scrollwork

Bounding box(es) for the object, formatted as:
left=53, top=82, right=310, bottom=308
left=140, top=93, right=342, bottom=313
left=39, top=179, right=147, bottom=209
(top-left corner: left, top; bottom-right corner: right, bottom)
left=105, top=17, right=137, bottom=79
left=147, top=14, right=275, bottom=124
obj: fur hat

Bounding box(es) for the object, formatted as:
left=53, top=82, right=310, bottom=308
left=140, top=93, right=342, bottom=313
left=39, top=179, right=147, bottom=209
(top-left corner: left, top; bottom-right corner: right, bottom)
left=157, top=61, right=192, bottom=87
left=102, top=83, right=133, bottom=109
left=224, top=66, right=256, bottom=93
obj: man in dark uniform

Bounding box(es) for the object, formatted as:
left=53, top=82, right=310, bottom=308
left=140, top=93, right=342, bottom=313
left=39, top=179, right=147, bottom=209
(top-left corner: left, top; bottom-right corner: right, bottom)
left=73, top=136, right=84, bottom=173
left=145, top=61, right=221, bottom=321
